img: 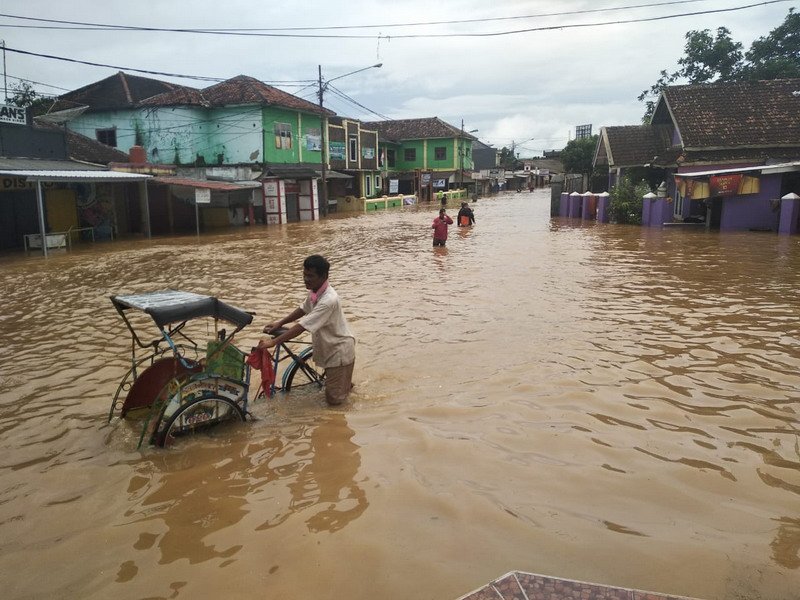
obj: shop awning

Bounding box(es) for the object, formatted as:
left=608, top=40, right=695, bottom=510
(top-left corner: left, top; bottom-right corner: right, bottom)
left=150, top=176, right=255, bottom=191
left=0, top=169, right=152, bottom=182
left=325, top=170, right=353, bottom=179
left=678, top=161, right=800, bottom=178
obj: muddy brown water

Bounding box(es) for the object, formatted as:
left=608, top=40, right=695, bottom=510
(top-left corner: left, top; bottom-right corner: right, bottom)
left=0, top=190, right=798, bottom=600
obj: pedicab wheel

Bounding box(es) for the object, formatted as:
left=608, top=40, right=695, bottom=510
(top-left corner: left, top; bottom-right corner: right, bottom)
left=283, top=350, right=325, bottom=391
left=157, top=395, right=246, bottom=447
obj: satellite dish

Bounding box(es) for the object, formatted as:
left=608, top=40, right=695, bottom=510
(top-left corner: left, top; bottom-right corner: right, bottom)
left=34, top=105, right=89, bottom=125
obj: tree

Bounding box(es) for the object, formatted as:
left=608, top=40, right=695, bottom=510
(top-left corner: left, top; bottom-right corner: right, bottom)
left=8, top=80, right=53, bottom=114
left=498, top=146, right=518, bottom=170
left=638, top=9, right=800, bottom=120
left=561, top=135, right=598, bottom=177
left=742, top=8, right=800, bottom=80
left=607, top=177, right=650, bottom=225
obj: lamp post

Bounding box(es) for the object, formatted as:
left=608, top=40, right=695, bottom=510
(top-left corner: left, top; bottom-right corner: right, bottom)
left=318, top=62, right=382, bottom=217
left=458, top=119, right=478, bottom=191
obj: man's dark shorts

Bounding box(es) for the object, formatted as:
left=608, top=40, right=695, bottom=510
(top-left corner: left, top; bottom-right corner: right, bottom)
left=433, top=239, right=446, bottom=247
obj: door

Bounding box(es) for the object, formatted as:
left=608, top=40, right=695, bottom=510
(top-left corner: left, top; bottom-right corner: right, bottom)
left=285, top=193, right=300, bottom=222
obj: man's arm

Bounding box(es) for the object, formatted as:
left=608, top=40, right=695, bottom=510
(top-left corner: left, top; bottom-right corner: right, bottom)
left=264, top=307, right=305, bottom=334
left=259, top=322, right=306, bottom=349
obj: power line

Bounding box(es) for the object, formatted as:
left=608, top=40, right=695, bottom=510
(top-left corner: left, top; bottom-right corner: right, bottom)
left=326, top=84, right=392, bottom=121
left=1, top=46, right=317, bottom=85
left=0, top=1, right=711, bottom=32
left=0, top=1, right=788, bottom=39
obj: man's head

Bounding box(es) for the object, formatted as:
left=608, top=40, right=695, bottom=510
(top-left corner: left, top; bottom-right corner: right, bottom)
left=461, top=202, right=467, bottom=208
left=439, top=208, right=446, bottom=217
left=303, top=255, right=329, bottom=291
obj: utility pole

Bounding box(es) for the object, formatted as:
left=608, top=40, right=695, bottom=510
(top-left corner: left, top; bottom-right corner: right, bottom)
left=459, top=119, right=464, bottom=189
left=318, top=65, right=329, bottom=218
left=2, top=40, right=7, bottom=102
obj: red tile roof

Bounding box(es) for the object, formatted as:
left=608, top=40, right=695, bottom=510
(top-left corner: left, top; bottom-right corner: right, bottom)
left=598, top=125, right=675, bottom=167
left=140, top=75, right=333, bottom=115
left=657, top=78, right=800, bottom=149
left=363, top=117, right=477, bottom=142
left=56, top=71, right=196, bottom=111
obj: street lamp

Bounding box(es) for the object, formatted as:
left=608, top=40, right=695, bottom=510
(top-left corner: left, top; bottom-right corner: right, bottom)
left=458, top=119, right=478, bottom=190
left=318, top=62, right=383, bottom=217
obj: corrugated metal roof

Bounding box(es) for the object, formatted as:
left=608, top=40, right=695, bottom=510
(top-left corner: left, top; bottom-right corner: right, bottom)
left=0, top=169, right=152, bottom=181
left=678, top=161, right=800, bottom=178
left=151, top=176, right=253, bottom=191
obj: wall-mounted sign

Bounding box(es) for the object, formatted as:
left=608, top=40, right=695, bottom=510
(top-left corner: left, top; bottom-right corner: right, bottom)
left=306, top=134, right=321, bottom=151
left=264, top=181, right=278, bottom=196
left=0, top=104, right=26, bottom=125
left=195, top=188, right=211, bottom=204
left=362, top=147, right=375, bottom=159
left=329, top=141, right=346, bottom=160
left=389, top=179, right=399, bottom=194
left=433, top=179, right=446, bottom=188
left=420, top=172, right=432, bottom=185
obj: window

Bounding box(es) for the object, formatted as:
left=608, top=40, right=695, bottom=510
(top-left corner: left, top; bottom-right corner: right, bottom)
left=96, top=127, right=117, bottom=148
left=365, top=174, right=372, bottom=196
left=348, top=136, right=358, bottom=162
left=387, top=149, right=396, bottom=167
left=404, top=148, right=416, bottom=162
left=375, top=176, right=382, bottom=193
left=274, top=123, right=293, bottom=150
left=435, top=146, right=447, bottom=160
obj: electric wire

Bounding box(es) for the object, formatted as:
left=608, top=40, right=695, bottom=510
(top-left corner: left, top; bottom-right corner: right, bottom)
left=0, top=1, right=788, bottom=39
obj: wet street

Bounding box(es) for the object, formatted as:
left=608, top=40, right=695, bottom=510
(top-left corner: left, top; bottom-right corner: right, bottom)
left=1, top=190, right=799, bottom=600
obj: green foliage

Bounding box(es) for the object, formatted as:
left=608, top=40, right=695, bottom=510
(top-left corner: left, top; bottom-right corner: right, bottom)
left=742, top=8, right=800, bottom=80
left=8, top=80, right=52, bottom=113
left=561, top=135, right=598, bottom=176
left=639, top=9, right=800, bottom=120
left=678, top=27, right=743, bottom=84
left=498, top=146, right=518, bottom=170
left=608, top=178, right=650, bottom=225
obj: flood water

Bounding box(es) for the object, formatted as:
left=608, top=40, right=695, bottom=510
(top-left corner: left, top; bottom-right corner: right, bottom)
left=1, top=190, right=799, bottom=600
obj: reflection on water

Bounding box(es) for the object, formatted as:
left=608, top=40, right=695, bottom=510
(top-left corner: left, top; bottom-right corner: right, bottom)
left=0, top=192, right=798, bottom=599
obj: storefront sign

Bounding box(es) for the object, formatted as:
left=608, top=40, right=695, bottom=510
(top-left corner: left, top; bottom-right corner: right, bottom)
left=709, top=174, right=742, bottom=196
left=0, top=103, right=26, bottom=125
left=389, top=179, right=399, bottom=194
left=195, top=188, right=211, bottom=204
left=433, top=179, right=446, bottom=188
left=420, top=172, right=432, bottom=185
left=264, top=181, right=278, bottom=196
left=329, top=141, right=346, bottom=160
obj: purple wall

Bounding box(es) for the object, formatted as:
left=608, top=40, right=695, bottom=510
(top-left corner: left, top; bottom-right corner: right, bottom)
left=721, top=175, right=782, bottom=231
left=559, top=193, right=569, bottom=217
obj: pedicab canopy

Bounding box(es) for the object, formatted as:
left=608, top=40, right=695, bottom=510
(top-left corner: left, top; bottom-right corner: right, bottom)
left=111, top=290, right=253, bottom=329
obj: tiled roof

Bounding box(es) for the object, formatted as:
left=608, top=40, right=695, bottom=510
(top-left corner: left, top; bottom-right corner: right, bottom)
left=65, top=129, right=130, bottom=164
left=600, top=125, right=674, bottom=167
left=34, top=122, right=130, bottom=165
left=363, top=117, right=477, bottom=142
left=56, top=72, right=194, bottom=111
left=658, top=79, right=800, bottom=149
left=140, top=75, right=333, bottom=115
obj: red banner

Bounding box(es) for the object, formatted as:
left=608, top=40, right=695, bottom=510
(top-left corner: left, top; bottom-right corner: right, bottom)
left=709, top=174, right=742, bottom=196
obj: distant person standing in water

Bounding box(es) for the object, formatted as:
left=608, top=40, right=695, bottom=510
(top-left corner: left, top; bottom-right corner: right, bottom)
left=457, top=202, right=475, bottom=227
left=431, top=208, right=453, bottom=246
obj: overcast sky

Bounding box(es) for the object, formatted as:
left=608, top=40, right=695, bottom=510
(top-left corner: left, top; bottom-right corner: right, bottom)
left=0, top=0, right=795, bottom=156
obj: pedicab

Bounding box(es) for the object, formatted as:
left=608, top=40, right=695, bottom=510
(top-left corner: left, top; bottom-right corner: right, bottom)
left=108, top=290, right=325, bottom=448
left=108, top=290, right=253, bottom=447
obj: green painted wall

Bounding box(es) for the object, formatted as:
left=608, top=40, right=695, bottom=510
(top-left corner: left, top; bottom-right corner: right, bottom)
left=395, top=140, right=425, bottom=170
left=261, top=106, right=322, bottom=165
